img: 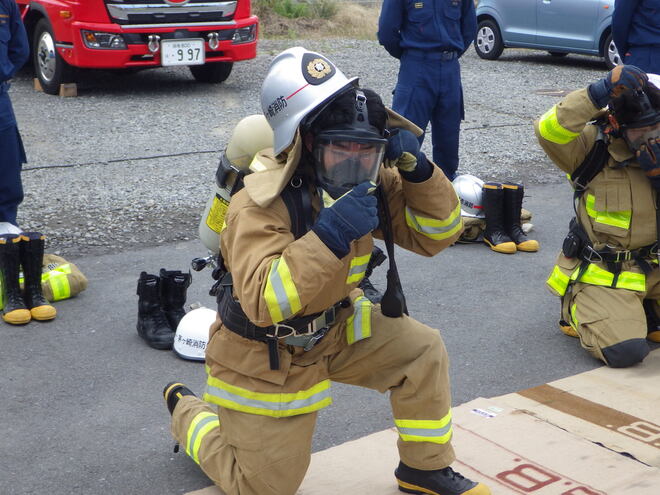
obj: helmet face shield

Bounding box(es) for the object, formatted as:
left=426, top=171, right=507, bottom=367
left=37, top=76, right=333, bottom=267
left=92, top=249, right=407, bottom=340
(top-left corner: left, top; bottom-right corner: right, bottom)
left=313, top=129, right=386, bottom=197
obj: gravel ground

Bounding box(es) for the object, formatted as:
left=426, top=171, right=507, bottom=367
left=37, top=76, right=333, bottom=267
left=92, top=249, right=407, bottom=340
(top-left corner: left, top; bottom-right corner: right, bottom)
left=9, top=39, right=610, bottom=257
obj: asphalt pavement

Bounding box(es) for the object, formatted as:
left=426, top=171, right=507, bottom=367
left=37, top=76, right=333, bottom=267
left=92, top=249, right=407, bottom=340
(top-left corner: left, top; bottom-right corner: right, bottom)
left=2, top=41, right=649, bottom=494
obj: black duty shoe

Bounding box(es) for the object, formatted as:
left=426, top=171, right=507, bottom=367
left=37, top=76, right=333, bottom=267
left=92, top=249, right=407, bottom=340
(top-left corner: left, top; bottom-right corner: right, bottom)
left=163, top=382, right=196, bottom=415
left=395, top=462, right=491, bottom=495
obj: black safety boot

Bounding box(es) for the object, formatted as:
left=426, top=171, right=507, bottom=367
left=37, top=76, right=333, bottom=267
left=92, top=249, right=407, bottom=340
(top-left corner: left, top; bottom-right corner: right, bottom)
left=482, top=183, right=516, bottom=254
left=163, top=382, right=197, bottom=415
left=137, top=272, right=174, bottom=349
left=643, top=299, right=660, bottom=343
left=19, top=232, right=57, bottom=321
left=502, top=183, right=539, bottom=252
left=395, top=462, right=491, bottom=495
left=0, top=235, right=31, bottom=325
left=159, top=268, right=192, bottom=330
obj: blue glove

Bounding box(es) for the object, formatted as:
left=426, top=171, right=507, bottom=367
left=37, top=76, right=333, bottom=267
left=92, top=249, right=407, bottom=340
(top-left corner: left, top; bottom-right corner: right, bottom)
left=312, top=182, right=379, bottom=258
left=637, top=139, right=660, bottom=188
left=385, top=128, right=432, bottom=182
left=588, top=65, right=648, bottom=109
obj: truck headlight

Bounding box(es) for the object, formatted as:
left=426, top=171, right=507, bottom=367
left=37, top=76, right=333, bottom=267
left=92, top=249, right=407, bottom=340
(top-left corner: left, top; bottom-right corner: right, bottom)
left=232, top=25, right=256, bottom=44
left=82, top=31, right=127, bottom=50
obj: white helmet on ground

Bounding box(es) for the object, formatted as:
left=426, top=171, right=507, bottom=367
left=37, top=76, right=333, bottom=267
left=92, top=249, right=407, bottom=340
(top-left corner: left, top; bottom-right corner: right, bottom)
left=452, top=174, right=485, bottom=218
left=260, top=46, right=358, bottom=156
left=173, top=306, right=216, bottom=361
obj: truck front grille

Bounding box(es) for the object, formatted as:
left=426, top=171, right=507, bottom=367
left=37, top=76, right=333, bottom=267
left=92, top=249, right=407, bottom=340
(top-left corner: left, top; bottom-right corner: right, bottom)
left=105, top=1, right=237, bottom=26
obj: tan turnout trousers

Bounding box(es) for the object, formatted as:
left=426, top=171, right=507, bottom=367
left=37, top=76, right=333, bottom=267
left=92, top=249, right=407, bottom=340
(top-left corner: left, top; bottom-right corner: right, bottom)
left=171, top=306, right=454, bottom=495
left=561, top=266, right=660, bottom=365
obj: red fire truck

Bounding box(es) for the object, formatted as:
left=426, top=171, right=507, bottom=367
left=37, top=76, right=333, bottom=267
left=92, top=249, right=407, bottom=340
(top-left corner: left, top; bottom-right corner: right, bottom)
left=15, top=0, right=258, bottom=94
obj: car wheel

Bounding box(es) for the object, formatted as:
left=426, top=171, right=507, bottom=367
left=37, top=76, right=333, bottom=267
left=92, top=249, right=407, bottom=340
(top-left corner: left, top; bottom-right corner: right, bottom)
left=548, top=52, right=568, bottom=57
left=189, top=62, right=233, bottom=83
left=33, top=18, right=75, bottom=95
left=474, top=19, right=504, bottom=60
left=603, top=32, right=621, bottom=69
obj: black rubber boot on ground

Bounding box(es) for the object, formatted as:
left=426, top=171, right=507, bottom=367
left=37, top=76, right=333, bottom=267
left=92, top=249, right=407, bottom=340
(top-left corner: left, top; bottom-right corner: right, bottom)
left=159, top=268, right=192, bottom=330
left=482, top=183, right=516, bottom=254
left=502, top=183, right=539, bottom=252
left=137, top=272, right=174, bottom=349
left=395, top=462, right=491, bottom=495
left=0, top=235, right=31, bottom=325
left=163, top=382, right=197, bottom=415
left=20, top=232, right=57, bottom=321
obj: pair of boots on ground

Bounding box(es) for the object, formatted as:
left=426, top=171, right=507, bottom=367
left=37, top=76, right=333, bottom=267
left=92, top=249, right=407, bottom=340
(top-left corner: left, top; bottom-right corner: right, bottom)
left=0, top=232, right=57, bottom=325
left=137, top=269, right=192, bottom=350
left=482, top=182, right=539, bottom=254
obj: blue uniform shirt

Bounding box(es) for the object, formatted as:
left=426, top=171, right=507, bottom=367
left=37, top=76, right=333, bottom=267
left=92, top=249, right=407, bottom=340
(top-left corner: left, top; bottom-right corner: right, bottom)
left=378, top=0, right=477, bottom=59
left=0, top=0, right=29, bottom=130
left=612, top=0, right=660, bottom=56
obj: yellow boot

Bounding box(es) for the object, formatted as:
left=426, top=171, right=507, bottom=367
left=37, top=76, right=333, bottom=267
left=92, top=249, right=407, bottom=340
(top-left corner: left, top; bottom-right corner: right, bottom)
left=482, top=183, right=516, bottom=254
left=0, top=235, right=31, bottom=325
left=503, top=183, right=539, bottom=252
left=19, top=233, right=56, bottom=321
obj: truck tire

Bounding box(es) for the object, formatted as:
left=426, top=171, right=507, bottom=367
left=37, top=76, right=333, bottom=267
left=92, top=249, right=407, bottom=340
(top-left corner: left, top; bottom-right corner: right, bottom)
left=33, top=18, right=74, bottom=95
left=189, top=62, right=233, bottom=83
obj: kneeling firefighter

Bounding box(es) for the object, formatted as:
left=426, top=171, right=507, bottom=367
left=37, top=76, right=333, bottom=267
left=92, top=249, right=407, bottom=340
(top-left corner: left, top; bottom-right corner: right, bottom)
left=536, top=66, right=660, bottom=368
left=163, top=47, right=490, bottom=495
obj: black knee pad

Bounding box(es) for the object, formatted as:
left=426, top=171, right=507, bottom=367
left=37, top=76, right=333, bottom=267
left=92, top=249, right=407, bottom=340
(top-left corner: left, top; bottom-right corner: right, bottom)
left=602, top=339, right=650, bottom=368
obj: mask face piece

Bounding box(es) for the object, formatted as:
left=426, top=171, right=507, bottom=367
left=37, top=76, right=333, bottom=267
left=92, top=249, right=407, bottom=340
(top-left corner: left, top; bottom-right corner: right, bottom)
left=623, top=121, right=660, bottom=152
left=313, top=132, right=385, bottom=198
left=311, top=89, right=386, bottom=199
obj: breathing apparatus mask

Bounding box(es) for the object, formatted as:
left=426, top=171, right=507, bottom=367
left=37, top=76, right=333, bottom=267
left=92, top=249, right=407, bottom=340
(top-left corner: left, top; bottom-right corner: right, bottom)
left=609, top=79, right=660, bottom=153
left=311, top=90, right=387, bottom=199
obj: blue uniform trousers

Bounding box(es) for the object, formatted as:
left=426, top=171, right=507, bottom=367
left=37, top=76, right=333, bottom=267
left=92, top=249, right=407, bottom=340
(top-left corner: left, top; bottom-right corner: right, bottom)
left=392, top=49, right=464, bottom=181
left=0, top=123, right=26, bottom=225
left=623, top=45, right=660, bottom=75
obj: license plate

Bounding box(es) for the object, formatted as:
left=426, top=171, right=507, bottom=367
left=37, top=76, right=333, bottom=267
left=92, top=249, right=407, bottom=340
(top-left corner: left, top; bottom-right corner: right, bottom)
left=161, top=39, right=205, bottom=67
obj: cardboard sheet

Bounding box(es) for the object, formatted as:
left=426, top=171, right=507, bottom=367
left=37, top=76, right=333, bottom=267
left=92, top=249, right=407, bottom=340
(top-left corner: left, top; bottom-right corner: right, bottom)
left=494, top=349, right=660, bottom=468
left=187, top=350, right=660, bottom=495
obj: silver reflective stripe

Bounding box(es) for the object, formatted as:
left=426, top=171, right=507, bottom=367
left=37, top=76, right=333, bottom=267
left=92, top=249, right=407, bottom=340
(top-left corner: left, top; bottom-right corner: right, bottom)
left=186, top=414, right=219, bottom=458
left=397, top=422, right=452, bottom=438
left=206, top=384, right=332, bottom=412
left=268, top=258, right=294, bottom=320
left=405, top=207, right=462, bottom=238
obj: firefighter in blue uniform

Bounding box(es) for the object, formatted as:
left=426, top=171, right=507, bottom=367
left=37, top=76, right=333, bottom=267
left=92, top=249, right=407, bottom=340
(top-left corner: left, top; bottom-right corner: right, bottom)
left=378, top=0, right=476, bottom=181
left=0, top=0, right=29, bottom=235
left=612, top=0, right=660, bottom=75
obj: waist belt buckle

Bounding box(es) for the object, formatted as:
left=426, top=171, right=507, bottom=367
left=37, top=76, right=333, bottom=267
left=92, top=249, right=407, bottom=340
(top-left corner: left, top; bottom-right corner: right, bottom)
left=267, top=323, right=296, bottom=339
left=614, top=250, right=632, bottom=262
left=303, top=326, right=331, bottom=351
left=583, top=246, right=603, bottom=263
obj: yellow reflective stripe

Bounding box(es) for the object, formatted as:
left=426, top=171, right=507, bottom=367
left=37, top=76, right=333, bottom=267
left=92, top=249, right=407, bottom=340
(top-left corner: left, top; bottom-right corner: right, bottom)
left=346, top=253, right=371, bottom=284
left=346, top=295, right=372, bottom=344
left=546, top=265, right=570, bottom=296
left=45, top=270, right=71, bottom=300
left=404, top=202, right=463, bottom=240
left=585, top=194, right=631, bottom=230
left=572, top=263, right=645, bottom=291
left=394, top=411, right=453, bottom=444
left=538, top=105, right=580, bottom=144
left=204, top=370, right=332, bottom=417
left=185, top=411, right=219, bottom=464
left=264, top=256, right=302, bottom=323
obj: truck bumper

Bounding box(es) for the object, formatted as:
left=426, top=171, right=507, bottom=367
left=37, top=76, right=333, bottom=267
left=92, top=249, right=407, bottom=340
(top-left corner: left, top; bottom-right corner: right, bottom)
left=57, top=17, right=258, bottom=69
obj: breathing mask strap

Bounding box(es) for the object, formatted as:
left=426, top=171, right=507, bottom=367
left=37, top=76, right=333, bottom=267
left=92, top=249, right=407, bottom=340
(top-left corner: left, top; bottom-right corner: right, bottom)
left=376, top=186, right=408, bottom=318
